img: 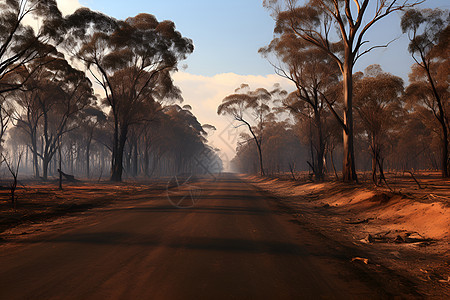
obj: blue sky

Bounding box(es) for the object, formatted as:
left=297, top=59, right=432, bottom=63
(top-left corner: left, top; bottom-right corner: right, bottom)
left=78, top=0, right=449, bottom=79
left=80, top=0, right=276, bottom=76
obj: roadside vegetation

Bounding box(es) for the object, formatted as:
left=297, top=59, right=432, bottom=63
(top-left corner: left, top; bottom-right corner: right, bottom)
left=221, top=2, right=448, bottom=184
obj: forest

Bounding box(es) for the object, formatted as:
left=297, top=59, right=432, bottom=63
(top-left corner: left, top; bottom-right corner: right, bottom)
left=0, top=0, right=222, bottom=190
left=221, top=1, right=449, bottom=185
left=0, top=0, right=448, bottom=188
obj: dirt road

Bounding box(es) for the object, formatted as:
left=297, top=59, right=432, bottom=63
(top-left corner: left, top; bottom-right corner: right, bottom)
left=0, top=174, right=410, bottom=299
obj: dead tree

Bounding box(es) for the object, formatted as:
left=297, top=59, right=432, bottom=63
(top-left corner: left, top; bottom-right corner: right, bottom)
left=2, top=152, right=23, bottom=208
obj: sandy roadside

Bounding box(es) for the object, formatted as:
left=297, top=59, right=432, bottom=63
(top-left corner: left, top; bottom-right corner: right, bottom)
left=243, top=174, right=450, bottom=298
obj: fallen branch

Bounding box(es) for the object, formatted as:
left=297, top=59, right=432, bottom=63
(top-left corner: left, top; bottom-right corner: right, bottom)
left=351, top=257, right=369, bottom=264
left=405, top=170, right=426, bottom=189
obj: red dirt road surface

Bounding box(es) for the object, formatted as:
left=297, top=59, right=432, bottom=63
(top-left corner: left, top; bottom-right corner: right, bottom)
left=0, top=174, right=420, bottom=299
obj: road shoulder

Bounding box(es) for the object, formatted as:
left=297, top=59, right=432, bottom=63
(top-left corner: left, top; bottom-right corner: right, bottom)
left=243, top=175, right=450, bottom=298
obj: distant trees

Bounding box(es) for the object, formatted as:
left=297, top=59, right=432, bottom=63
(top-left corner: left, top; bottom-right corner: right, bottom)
left=75, top=105, right=107, bottom=178
left=2, top=0, right=449, bottom=183
left=11, top=56, right=94, bottom=179
left=232, top=120, right=307, bottom=175
left=264, top=0, right=421, bottom=182
left=0, top=1, right=220, bottom=183
left=60, top=10, right=194, bottom=181
left=353, top=65, right=404, bottom=184
left=218, top=84, right=283, bottom=176
left=401, top=8, right=449, bottom=177
left=261, top=33, right=340, bottom=180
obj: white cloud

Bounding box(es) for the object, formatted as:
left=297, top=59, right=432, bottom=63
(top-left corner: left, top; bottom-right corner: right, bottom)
left=22, top=0, right=81, bottom=31
left=172, top=72, right=295, bottom=170
left=57, top=0, right=82, bottom=16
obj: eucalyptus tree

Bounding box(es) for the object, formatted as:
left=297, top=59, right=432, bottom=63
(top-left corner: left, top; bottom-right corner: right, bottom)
left=218, top=84, right=282, bottom=176
left=164, top=104, right=207, bottom=174
left=0, top=0, right=62, bottom=94
left=264, top=0, right=421, bottom=182
left=232, top=120, right=306, bottom=175
left=393, top=110, right=439, bottom=171
left=0, top=94, right=13, bottom=151
left=262, top=120, right=306, bottom=175
left=61, top=10, right=194, bottom=181
left=140, top=111, right=165, bottom=177
left=261, top=34, right=340, bottom=180
left=74, top=105, right=107, bottom=178
left=12, top=56, right=94, bottom=179
left=401, top=9, right=449, bottom=177
left=353, top=65, right=404, bottom=184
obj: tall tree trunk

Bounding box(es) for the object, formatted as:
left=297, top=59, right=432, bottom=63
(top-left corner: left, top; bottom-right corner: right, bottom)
left=308, top=118, right=315, bottom=174
left=144, top=148, right=149, bottom=177
left=86, top=142, right=90, bottom=179
left=256, top=140, right=264, bottom=176
left=442, top=130, right=449, bottom=177
left=330, top=149, right=339, bottom=180
left=371, top=136, right=378, bottom=185
left=111, top=113, right=119, bottom=181
left=314, top=109, right=325, bottom=180
left=58, top=137, right=62, bottom=190
left=245, top=121, right=264, bottom=176
left=132, top=140, right=138, bottom=177
left=110, top=124, right=128, bottom=182
left=25, top=146, right=29, bottom=172
left=69, top=145, right=74, bottom=174
left=42, top=157, right=50, bottom=180
left=424, top=62, right=449, bottom=177
left=342, top=63, right=358, bottom=182
left=31, top=139, right=39, bottom=179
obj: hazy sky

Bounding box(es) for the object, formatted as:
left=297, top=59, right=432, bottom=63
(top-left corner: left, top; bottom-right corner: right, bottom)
left=58, top=0, right=448, bottom=169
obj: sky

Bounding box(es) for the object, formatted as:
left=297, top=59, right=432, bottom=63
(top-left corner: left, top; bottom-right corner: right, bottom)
left=56, top=0, right=449, bottom=170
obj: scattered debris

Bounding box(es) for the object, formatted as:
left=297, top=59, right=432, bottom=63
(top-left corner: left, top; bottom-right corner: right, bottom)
left=406, top=232, right=425, bottom=242
left=346, top=218, right=372, bottom=224
left=419, top=269, right=450, bottom=284
left=351, top=257, right=369, bottom=264
left=425, top=193, right=449, bottom=202
left=438, top=276, right=450, bottom=284
left=360, top=233, right=374, bottom=244
left=415, top=241, right=434, bottom=247
left=247, top=174, right=449, bottom=298
left=390, top=251, right=401, bottom=258
left=394, top=235, right=405, bottom=243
